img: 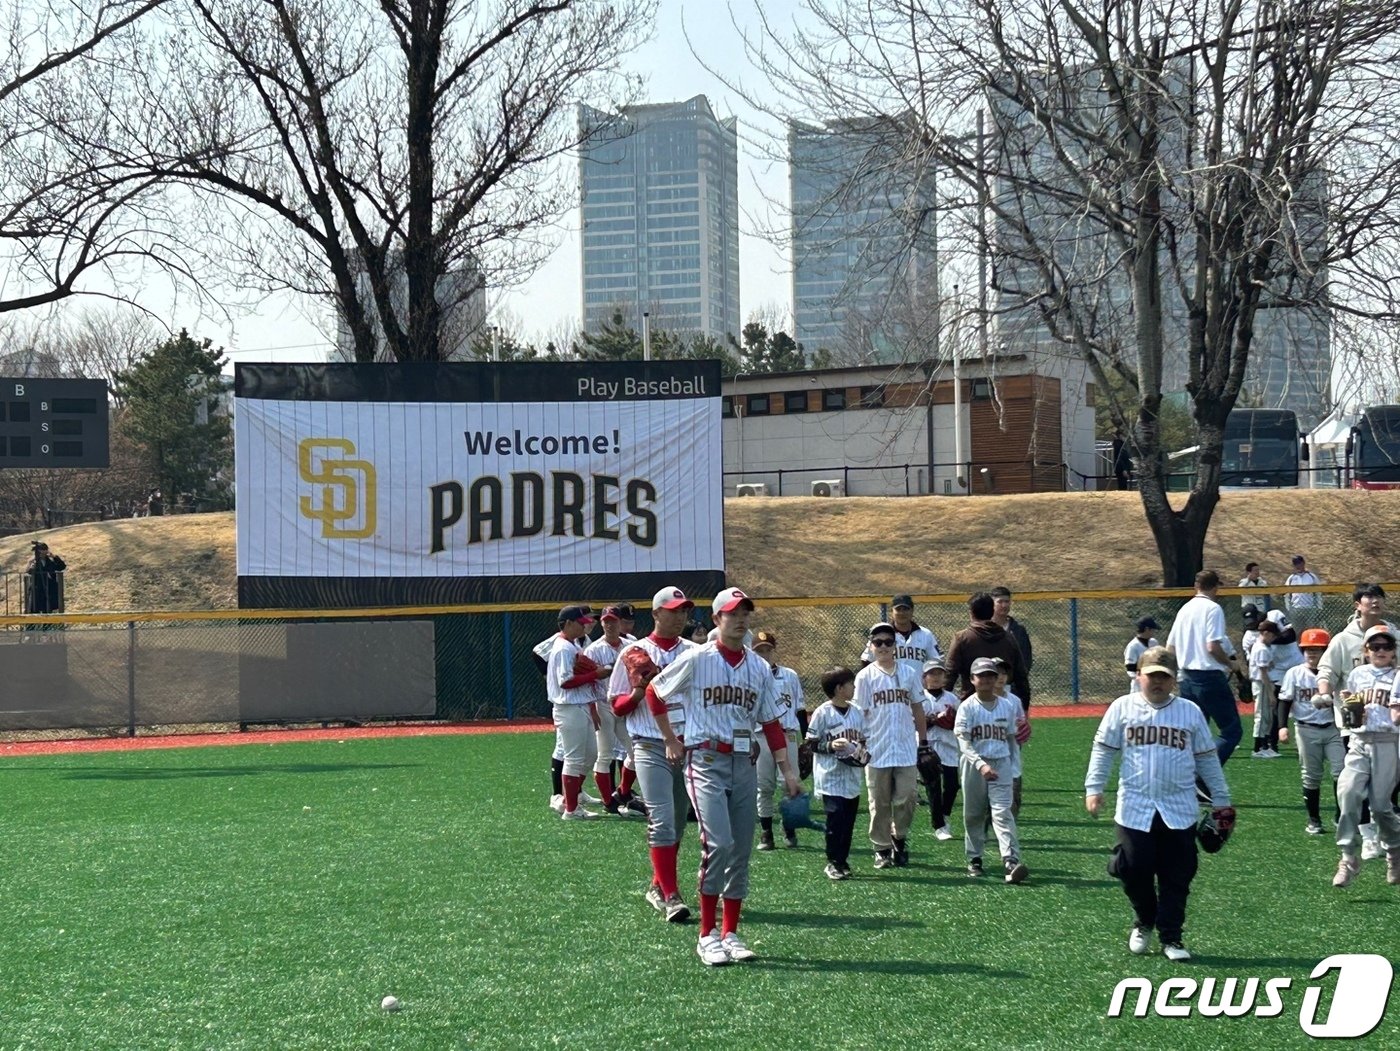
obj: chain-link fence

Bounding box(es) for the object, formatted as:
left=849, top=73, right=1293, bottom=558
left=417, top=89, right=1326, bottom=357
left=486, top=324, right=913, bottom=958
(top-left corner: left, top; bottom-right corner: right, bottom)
left=0, top=585, right=1364, bottom=739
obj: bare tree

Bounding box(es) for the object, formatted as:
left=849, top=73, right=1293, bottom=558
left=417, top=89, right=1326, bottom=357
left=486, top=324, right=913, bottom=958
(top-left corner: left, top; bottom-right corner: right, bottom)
left=129, top=0, right=654, bottom=363
left=0, top=1, right=194, bottom=314
left=745, top=0, right=1400, bottom=583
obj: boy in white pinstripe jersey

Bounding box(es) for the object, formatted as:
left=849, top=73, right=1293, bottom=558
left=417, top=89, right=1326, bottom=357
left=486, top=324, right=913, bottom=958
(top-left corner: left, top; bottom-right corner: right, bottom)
left=855, top=622, right=928, bottom=869
left=1086, top=647, right=1233, bottom=961
left=956, top=657, right=1028, bottom=882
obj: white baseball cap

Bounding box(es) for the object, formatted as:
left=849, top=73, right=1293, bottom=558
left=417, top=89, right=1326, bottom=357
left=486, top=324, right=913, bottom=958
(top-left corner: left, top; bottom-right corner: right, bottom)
left=652, top=586, right=694, bottom=611
left=712, top=587, right=755, bottom=615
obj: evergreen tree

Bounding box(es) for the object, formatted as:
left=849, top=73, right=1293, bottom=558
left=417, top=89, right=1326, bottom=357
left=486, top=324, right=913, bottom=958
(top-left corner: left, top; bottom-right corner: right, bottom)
left=112, top=330, right=232, bottom=507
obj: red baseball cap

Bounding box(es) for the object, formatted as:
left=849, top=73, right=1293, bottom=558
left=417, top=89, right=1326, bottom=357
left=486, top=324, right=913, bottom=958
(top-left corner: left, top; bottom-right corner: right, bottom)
left=651, top=587, right=694, bottom=611
left=712, top=587, right=754, bottom=615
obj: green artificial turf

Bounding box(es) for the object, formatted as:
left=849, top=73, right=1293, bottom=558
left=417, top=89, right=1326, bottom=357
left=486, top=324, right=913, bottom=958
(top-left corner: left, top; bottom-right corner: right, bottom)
left=0, top=721, right=1395, bottom=1050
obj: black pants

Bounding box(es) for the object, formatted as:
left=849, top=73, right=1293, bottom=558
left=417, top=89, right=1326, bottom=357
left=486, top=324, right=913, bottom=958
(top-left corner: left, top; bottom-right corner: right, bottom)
left=1109, top=815, right=1199, bottom=943
left=918, top=757, right=960, bottom=827
left=823, top=794, right=860, bottom=866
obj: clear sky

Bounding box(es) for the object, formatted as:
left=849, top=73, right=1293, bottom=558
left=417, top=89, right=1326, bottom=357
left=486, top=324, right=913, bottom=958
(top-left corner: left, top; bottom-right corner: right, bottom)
left=184, top=0, right=804, bottom=366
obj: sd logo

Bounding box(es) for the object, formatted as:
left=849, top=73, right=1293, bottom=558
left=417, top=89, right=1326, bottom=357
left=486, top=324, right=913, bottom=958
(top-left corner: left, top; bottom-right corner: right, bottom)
left=298, top=438, right=377, bottom=539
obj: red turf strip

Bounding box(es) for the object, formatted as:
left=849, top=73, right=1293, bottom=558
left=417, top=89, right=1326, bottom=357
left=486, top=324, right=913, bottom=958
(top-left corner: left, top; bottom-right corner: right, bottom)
left=1, top=702, right=1256, bottom=757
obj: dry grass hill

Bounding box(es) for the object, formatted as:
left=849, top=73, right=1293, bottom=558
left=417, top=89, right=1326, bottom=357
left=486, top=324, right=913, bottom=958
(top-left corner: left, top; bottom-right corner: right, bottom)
left=1, top=489, right=1396, bottom=613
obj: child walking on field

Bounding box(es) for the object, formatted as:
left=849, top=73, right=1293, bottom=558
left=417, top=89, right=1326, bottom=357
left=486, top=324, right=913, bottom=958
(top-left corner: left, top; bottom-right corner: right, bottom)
left=1332, top=625, right=1400, bottom=888
left=955, top=657, right=1028, bottom=884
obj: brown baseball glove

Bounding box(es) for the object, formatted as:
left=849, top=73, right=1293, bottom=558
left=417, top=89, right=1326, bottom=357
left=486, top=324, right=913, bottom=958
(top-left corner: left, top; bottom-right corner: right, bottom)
left=621, top=647, right=660, bottom=688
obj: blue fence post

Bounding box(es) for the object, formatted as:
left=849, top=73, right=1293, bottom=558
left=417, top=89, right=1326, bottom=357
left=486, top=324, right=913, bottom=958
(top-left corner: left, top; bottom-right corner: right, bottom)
left=503, top=611, right=514, bottom=720
left=1069, top=598, right=1080, bottom=703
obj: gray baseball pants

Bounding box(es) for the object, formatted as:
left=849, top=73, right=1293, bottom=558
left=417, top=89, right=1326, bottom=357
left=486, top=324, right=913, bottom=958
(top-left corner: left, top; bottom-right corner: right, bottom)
left=632, top=737, right=686, bottom=848
left=1336, top=734, right=1400, bottom=855
left=755, top=729, right=800, bottom=819
left=961, top=755, right=1021, bottom=862
left=552, top=703, right=597, bottom=778
left=1295, top=721, right=1345, bottom=790
left=684, top=747, right=758, bottom=899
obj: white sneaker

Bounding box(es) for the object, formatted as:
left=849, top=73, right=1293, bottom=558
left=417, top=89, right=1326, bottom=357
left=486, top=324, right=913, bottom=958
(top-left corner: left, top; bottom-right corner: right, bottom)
left=1128, top=926, right=1152, bottom=955
left=561, top=807, right=597, bottom=821
left=696, top=932, right=730, bottom=967
left=579, top=790, right=602, bottom=805
left=549, top=794, right=565, bottom=814
left=1333, top=855, right=1359, bottom=888
left=721, top=933, right=757, bottom=962
left=1362, top=838, right=1385, bottom=861
left=1261, top=748, right=1281, bottom=758
left=934, top=826, right=953, bottom=841
left=645, top=886, right=666, bottom=913
left=1162, top=942, right=1192, bottom=962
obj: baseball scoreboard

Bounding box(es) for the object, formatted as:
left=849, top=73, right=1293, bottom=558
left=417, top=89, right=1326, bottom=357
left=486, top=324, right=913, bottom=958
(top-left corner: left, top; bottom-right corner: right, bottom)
left=0, top=377, right=109, bottom=468
left=233, top=361, right=726, bottom=608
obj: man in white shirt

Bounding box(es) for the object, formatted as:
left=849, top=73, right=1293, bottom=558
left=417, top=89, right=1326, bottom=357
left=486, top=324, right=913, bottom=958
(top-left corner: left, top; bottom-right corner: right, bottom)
left=1165, top=570, right=1244, bottom=772
left=1285, top=554, right=1323, bottom=630
left=1238, top=562, right=1270, bottom=614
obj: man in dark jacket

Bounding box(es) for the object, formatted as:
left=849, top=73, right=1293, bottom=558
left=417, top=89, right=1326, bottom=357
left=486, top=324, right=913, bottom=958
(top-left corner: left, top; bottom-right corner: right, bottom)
left=24, top=542, right=66, bottom=615
left=946, top=592, right=1031, bottom=706
left=991, top=586, right=1033, bottom=706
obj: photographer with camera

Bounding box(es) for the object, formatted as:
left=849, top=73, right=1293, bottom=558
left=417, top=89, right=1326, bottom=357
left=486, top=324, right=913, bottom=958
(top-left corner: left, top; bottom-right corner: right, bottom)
left=24, top=541, right=66, bottom=616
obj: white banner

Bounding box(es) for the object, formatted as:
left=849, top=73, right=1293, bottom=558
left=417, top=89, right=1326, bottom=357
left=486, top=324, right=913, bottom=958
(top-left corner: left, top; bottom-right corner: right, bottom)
left=235, top=398, right=723, bottom=579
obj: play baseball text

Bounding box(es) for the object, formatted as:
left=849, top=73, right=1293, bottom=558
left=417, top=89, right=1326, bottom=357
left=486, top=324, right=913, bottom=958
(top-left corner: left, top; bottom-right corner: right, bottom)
left=577, top=376, right=710, bottom=398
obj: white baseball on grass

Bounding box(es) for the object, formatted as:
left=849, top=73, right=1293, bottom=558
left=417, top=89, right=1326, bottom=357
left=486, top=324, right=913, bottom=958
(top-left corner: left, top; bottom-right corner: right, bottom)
left=381, top=995, right=401, bottom=1011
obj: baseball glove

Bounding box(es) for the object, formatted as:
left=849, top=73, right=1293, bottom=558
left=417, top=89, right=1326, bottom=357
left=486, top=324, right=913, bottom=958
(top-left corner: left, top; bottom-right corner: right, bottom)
left=836, top=741, right=871, bottom=768
left=933, top=707, right=957, bottom=731
left=797, top=739, right=814, bottom=780
left=620, top=646, right=660, bottom=688
left=572, top=652, right=599, bottom=678
left=1015, top=716, right=1032, bottom=745
left=1198, top=806, right=1236, bottom=854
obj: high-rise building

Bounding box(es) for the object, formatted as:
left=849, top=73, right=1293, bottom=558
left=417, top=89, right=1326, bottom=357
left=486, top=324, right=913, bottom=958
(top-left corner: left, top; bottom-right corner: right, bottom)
left=789, top=118, right=937, bottom=361
left=990, top=69, right=1330, bottom=425
left=578, top=96, right=739, bottom=341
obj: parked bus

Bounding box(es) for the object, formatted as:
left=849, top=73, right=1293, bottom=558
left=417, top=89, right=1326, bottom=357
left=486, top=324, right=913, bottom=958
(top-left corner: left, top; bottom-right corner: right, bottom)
left=1346, top=404, right=1400, bottom=489
left=1221, top=408, right=1302, bottom=488
left=1164, top=408, right=1303, bottom=490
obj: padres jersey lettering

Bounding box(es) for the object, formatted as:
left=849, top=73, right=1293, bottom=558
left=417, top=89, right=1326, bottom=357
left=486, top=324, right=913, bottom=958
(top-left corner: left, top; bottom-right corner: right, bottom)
left=806, top=701, right=867, bottom=799
left=854, top=663, right=923, bottom=768
left=652, top=643, right=781, bottom=743
left=1122, top=725, right=1191, bottom=749
left=607, top=635, right=696, bottom=739
left=1086, top=693, right=1229, bottom=831
left=954, top=695, right=1021, bottom=765
left=1280, top=664, right=1331, bottom=726
left=1342, top=664, right=1399, bottom=735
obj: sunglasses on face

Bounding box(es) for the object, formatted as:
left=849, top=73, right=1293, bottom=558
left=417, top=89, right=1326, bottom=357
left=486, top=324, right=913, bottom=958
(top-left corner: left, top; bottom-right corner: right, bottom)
left=1368, top=642, right=1396, bottom=651
left=871, top=639, right=895, bottom=648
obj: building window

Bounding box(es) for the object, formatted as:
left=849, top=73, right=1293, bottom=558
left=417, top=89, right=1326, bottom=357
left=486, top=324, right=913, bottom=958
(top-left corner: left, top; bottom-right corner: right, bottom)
left=746, top=393, right=771, bottom=416
left=971, top=378, right=994, bottom=401
left=822, top=389, right=847, bottom=411
left=859, top=386, right=884, bottom=409
left=722, top=397, right=736, bottom=419
left=784, top=390, right=809, bottom=414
